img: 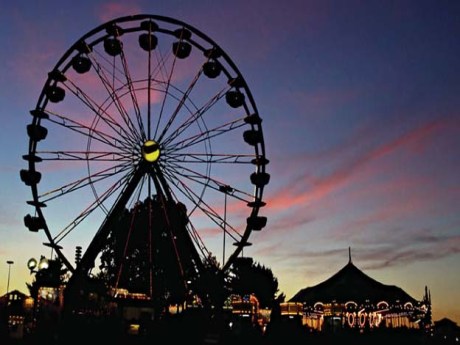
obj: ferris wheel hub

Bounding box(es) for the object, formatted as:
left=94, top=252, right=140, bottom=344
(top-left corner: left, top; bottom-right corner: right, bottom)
left=142, top=140, right=160, bottom=162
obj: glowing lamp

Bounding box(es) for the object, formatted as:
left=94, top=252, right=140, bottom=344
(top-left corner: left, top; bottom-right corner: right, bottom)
left=38, top=257, right=49, bottom=270
left=27, top=258, right=37, bottom=271
left=142, top=140, right=160, bottom=162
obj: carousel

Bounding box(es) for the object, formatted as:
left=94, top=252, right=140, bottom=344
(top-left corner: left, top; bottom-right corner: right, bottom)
left=289, top=251, right=431, bottom=332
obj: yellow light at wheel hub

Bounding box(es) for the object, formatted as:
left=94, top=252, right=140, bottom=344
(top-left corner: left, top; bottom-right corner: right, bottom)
left=142, top=140, right=160, bottom=162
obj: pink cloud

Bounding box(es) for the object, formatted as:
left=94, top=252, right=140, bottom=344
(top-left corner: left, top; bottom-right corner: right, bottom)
left=269, top=118, right=452, bottom=213
left=96, top=3, right=143, bottom=23
left=260, top=116, right=459, bottom=245
left=330, top=175, right=433, bottom=240
left=361, top=235, right=460, bottom=270
left=194, top=226, right=221, bottom=238
left=290, top=87, right=361, bottom=112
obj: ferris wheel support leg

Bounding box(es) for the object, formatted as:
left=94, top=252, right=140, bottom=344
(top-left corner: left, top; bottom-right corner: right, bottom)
left=63, top=165, right=145, bottom=312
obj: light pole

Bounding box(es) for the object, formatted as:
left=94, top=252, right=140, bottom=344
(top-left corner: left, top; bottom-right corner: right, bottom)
left=6, top=260, right=14, bottom=295
left=219, top=185, right=234, bottom=267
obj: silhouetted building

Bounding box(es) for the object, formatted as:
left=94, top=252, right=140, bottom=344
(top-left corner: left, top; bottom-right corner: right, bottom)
left=289, top=250, right=431, bottom=332
left=432, top=318, right=460, bottom=343
left=0, top=290, right=34, bottom=340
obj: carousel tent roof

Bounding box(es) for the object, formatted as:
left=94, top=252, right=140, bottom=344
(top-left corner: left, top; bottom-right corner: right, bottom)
left=290, top=258, right=418, bottom=305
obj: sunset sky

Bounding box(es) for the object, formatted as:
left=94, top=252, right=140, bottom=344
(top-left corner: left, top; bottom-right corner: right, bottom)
left=0, top=0, right=459, bottom=324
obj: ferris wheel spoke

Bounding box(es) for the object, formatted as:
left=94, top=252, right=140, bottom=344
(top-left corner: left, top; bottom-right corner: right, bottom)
left=146, top=25, right=154, bottom=140
left=39, top=161, right=132, bottom=203
left=159, top=186, right=208, bottom=257
left=151, top=46, right=173, bottom=89
left=118, top=50, right=147, bottom=140
left=53, top=168, right=134, bottom=244
left=185, top=222, right=211, bottom=260
left=165, top=117, right=247, bottom=152
left=63, top=76, right=140, bottom=146
left=45, top=110, right=134, bottom=152
left=153, top=34, right=183, bottom=140
left=166, top=152, right=257, bottom=164
left=156, top=67, right=203, bottom=142
left=162, top=168, right=242, bottom=241
left=162, top=86, right=229, bottom=146
left=36, top=150, right=133, bottom=162
left=85, top=54, right=143, bottom=144
left=166, top=162, right=254, bottom=203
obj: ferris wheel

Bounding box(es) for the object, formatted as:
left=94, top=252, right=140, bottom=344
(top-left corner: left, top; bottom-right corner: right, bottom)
left=21, top=14, right=269, bottom=303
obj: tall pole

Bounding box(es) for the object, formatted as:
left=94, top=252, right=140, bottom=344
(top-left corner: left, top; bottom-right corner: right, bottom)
left=6, top=260, right=14, bottom=295
left=223, top=191, right=227, bottom=266
left=219, top=185, right=233, bottom=267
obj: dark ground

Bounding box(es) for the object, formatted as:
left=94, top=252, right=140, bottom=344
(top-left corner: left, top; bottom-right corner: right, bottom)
left=2, top=323, right=447, bottom=345
left=1, top=310, right=451, bottom=345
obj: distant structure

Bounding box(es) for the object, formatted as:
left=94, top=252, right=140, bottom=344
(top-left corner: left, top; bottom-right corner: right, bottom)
left=289, top=248, right=431, bottom=332
left=432, top=318, right=460, bottom=343
left=0, top=290, right=34, bottom=340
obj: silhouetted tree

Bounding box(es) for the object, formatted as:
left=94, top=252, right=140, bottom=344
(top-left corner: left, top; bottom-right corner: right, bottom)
left=193, top=253, right=228, bottom=309
left=97, top=196, right=203, bottom=309
left=230, top=257, right=281, bottom=308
